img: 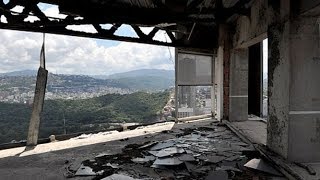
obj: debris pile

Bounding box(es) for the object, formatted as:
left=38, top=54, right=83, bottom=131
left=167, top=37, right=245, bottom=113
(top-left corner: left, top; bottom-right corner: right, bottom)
left=66, top=123, right=283, bottom=179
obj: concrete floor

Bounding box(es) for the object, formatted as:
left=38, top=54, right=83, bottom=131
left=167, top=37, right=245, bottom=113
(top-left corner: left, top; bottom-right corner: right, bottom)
left=0, top=119, right=279, bottom=180
left=231, top=118, right=267, bottom=145
left=228, top=118, right=320, bottom=180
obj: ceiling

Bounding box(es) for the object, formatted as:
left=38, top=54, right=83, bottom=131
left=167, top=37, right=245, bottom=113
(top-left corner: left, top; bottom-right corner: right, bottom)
left=0, top=0, right=251, bottom=52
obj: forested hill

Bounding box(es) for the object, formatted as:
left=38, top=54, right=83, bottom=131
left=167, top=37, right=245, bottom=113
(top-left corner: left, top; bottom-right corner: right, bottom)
left=0, top=91, right=170, bottom=144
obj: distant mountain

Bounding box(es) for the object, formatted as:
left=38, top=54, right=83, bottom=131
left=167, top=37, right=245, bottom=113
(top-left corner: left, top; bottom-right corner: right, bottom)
left=92, top=69, right=175, bottom=91
left=0, top=70, right=37, bottom=77
left=116, top=76, right=174, bottom=91
left=0, top=69, right=175, bottom=92
left=94, top=69, right=174, bottom=79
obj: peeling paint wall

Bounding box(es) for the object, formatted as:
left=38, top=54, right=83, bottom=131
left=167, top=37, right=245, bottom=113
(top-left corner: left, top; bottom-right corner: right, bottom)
left=267, top=20, right=290, bottom=159
left=287, top=16, right=320, bottom=162
left=233, top=0, right=268, bottom=48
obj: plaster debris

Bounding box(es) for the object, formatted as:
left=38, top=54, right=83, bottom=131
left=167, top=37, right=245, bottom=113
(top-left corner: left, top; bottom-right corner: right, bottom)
left=244, top=158, right=283, bottom=176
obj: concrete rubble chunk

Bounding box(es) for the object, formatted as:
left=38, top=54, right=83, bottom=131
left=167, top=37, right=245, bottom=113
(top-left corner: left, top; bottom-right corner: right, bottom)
left=205, top=170, right=228, bottom=180
left=244, top=158, right=283, bottom=176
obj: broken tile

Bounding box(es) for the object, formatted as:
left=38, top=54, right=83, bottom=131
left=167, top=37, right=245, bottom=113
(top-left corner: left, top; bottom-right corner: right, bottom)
left=225, top=155, right=241, bottom=161
left=205, top=170, right=228, bottom=180
left=206, top=155, right=226, bottom=163
left=101, top=174, right=139, bottom=180
left=150, top=141, right=175, bottom=151
left=184, top=162, right=196, bottom=172
left=244, top=158, right=283, bottom=176
left=103, top=163, right=119, bottom=169
left=151, top=147, right=185, bottom=157
left=138, top=141, right=158, bottom=149
left=216, top=151, right=235, bottom=157
left=131, top=156, right=155, bottom=164
left=218, top=165, right=242, bottom=172
left=75, top=164, right=103, bottom=176
left=150, top=164, right=167, bottom=169
left=177, top=154, right=196, bottom=162
left=176, top=143, right=190, bottom=148
left=153, top=157, right=183, bottom=166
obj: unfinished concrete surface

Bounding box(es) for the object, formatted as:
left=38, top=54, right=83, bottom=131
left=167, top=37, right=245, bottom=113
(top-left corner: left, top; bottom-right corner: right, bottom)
left=230, top=119, right=267, bottom=145
left=267, top=2, right=320, bottom=162
left=0, top=119, right=283, bottom=180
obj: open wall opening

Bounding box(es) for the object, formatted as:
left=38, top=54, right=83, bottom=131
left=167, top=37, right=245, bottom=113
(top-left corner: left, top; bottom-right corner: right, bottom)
left=248, top=39, right=268, bottom=119
left=262, top=39, right=268, bottom=118
left=248, top=42, right=263, bottom=117
left=0, top=29, right=175, bottom=145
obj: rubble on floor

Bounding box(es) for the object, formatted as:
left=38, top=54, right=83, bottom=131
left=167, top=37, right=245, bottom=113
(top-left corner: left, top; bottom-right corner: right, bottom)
left=66, top=122, right=284, bottom=180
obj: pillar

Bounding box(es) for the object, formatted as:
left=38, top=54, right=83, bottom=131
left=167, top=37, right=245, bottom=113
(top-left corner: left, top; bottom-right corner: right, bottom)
left=267, top=1, right=320, bottom=162
left=229, top=49, right=248, bottom=121
left=215, top=47, right=224, bottom=120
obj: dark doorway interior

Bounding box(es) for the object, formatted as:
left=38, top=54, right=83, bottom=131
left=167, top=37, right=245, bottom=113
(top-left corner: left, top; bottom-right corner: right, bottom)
left=248, top=42, right=263, bottom=117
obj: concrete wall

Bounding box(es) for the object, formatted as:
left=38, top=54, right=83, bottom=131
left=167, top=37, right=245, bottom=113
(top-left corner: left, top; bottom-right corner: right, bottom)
left=267, top=0, right=320, bottom=162
left=287, top=17, right=320, bottom=162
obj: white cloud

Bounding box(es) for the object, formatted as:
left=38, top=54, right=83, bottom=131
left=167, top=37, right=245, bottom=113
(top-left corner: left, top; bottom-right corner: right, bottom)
left=0, top=29, right=174, bottom=75
left=0, top=6, right=174, bottom=75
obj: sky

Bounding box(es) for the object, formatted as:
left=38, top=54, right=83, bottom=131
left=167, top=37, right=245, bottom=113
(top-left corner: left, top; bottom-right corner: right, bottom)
left=0, top=3, right=268, bottom=76
left=0, top=3, right=175, bottom=75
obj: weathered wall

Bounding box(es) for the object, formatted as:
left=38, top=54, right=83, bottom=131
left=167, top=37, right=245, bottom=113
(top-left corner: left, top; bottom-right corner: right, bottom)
left=233, top=0, right=268, bottom=48
left=287, top=16, right=320, bottom=162
left=267, top=0, right=320, bottom=162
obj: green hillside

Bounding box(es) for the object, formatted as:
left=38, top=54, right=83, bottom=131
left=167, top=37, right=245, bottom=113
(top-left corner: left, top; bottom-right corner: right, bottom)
left=116, top=76, right=174, bottom=91
left=0, top=91, right=170, bottom=144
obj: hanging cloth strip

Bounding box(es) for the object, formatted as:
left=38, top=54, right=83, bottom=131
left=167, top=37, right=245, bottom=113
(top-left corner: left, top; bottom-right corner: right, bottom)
left=26, top=33, right=48, bottom=146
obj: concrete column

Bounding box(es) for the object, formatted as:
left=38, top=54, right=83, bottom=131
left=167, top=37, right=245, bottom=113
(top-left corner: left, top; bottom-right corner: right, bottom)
left=215, top=47, right=224, bottom=120
left=217, top=24, right=232, bottom=120
left=267, top=15, right=320, bottom=162
left=229, top=49, right=248, bottom=121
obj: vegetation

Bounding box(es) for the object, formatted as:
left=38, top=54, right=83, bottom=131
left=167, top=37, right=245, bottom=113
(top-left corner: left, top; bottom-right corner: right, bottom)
left=0, top=91, right=170, bottom=144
